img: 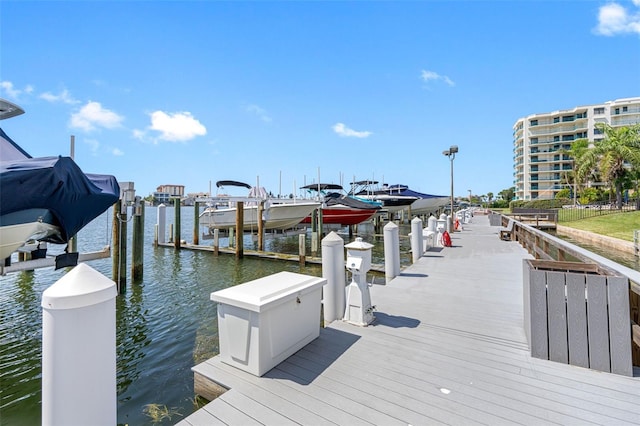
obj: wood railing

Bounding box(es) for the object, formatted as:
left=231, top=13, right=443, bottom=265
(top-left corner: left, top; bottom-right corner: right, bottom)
left=500, top=215, right=640, bottom=370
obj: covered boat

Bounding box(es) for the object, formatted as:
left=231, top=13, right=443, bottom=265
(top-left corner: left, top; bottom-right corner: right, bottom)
left=385, top=184, right=450, bottom=215
left=349, top=180, right=418, bottom=213
left=0, top=99, right=120, bottom=260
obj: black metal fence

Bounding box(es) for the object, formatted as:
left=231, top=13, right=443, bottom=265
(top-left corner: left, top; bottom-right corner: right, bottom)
left=557, top=203, right=639, bottom=222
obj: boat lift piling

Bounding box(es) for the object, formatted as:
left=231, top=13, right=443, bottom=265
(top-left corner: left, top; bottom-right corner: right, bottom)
left=193, top=201, right=200, bottom=246
left=236, top=202, right=244, bottom=259
left=257, top=201, right=265, bottom=251
left=131, top=199, right=144, bottom=282
left=299, top=234, right=306, bottom=266
left=173, top=198, right=181, bottom=250
left=111, top=201, right=127, bottom=293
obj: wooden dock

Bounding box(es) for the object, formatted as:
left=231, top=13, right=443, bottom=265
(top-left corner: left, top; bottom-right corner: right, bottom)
left=177, top=215, right=640, bottom=425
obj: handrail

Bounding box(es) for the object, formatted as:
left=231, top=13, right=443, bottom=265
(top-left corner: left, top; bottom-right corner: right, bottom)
left=503, top=215, right=640, bottom=295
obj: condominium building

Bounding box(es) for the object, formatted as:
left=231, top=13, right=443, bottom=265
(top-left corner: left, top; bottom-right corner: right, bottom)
left=513, top=97, right=640, bottom=200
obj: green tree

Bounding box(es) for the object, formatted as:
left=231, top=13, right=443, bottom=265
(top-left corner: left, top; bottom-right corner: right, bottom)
left=563, top=138, right=591, bottom=205
left=499, top=187, right=515, bottom=202
left=555, top=188, right=571, bottom=199
left=574, top=123, right=640, bottom=209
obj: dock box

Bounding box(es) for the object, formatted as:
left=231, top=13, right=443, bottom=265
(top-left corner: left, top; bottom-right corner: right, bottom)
left=211, top=271, right=326, bottom=376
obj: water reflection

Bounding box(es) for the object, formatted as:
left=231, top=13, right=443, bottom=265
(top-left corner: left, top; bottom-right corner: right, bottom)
left=552, top=232, right=640, bottom=272
left=1, top=206, right=408, bottom=426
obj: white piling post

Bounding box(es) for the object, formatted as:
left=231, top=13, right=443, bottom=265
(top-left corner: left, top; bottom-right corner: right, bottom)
left=410, top=217, right=423, bottom=263
left=157, top=203, right=166, bottom=244
left=41, top=264, right=117, bottom=426
left=321, top=231, right=345, bottom=324
left=383, top=221, right=400, bottom=283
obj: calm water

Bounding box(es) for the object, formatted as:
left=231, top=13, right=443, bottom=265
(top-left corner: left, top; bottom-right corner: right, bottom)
left=0, top=206, right=411, bottom=426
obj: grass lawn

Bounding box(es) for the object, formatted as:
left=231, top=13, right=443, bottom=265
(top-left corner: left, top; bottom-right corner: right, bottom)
left=560, top=211, right=640, bottom=242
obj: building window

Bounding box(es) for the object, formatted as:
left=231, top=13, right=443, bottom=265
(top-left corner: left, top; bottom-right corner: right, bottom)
left=594, top=127, right=603, bottom=135
left=553, top=117, right=560, bottom=123
left=623, top=106, right=628, bottom=112
left=562, top=115, right=575, bottom=122
left=554, top=136, right=560, bottom=142
left=562, top=135, right=574, bottom=141
left=615, top=108, right=620, bottom=115
left=530, top=119, right=538, bottom=126
left=594, top=107, right=604, bottom=115
left=531, top=137, right=538, bottom=144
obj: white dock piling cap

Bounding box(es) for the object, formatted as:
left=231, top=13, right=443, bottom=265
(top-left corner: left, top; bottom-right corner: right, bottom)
left=41, top=263, right=117, bottom=310
left=383, top=221, right=398, bottom=230
left=345, top=237, right=374, bottom=250
left=322, top=231, right=344, bottom=247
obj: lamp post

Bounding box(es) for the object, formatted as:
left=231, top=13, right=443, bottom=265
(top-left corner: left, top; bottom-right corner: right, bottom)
left=442, top=145, right=458, bottom=232
left=468, top=189, right=472, bottom=204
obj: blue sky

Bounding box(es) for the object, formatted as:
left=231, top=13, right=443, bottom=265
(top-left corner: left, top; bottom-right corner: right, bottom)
left=1, top=0, right=639, bottom=199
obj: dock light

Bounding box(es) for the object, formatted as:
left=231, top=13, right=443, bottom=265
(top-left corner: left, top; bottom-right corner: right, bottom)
left=442, top=145, right=458, bottom=232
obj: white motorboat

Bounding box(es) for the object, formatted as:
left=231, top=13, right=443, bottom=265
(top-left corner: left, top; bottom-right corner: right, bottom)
left=199, top=181, right=320, bottom=231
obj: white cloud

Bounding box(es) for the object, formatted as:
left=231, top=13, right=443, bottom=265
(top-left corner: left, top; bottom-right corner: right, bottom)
left=594, top=2, right=640, bottom=36
left=421, top=70, right=456, bottom=87
left=132, top=129, right=146, bottom=140
left=332, top=122, right=372, bottom=138
left=0, top=81, right=25, bottom=98
left=70, top=101, right=124, bottom=132
left=40, top=89, right=79, bottom=104
left=112, top=148, right=124, bottom=156
left=83, top=138, right=100, bottom=155
left=149, top=110, right=207, bottom=142
left=246, top=104, right=272, bottom=123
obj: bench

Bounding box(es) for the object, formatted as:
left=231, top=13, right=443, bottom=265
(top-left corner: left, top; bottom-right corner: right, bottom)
left=499, top=219, right=514, bottom=241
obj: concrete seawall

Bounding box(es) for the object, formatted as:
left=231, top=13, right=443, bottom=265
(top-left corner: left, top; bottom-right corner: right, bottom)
left=556, top=224, right=636, bottom=255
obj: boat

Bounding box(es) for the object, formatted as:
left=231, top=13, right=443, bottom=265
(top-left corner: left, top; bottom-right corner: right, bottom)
left=0, top=99, right=120, bottom=261
left=199, top=180, right=320, bottom=231
left=349, top=180, right=418, bottom=214
left=385, top=184, right=450, bottom=215
left=299, top=183, right=381, bottom=226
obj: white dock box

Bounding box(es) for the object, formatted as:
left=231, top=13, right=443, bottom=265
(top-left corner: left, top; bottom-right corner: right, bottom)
left=211, top=271, right=326, bottom=376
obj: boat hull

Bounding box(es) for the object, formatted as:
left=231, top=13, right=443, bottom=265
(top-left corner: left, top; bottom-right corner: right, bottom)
left=200, top=202, right=320, bottom=231
left=0, top=208, right=59, bottom=260
left=301, top=206, right=378, bottom=226
left=410, top=196, right=450, bottom=215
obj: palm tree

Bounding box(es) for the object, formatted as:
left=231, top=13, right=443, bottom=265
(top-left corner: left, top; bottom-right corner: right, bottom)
left=564, top=138, right=590, bottom=205
left=575, top=123, right=640, bottom=209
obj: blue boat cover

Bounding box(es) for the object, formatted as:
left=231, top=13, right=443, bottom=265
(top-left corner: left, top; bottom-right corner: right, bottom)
left=1, top=155, right=120, bottom=244
left=388, top=185, right=447, bottom=199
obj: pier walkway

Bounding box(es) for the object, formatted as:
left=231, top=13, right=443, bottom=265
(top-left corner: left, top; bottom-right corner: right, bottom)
left=177, top=215, right=640, bottom=425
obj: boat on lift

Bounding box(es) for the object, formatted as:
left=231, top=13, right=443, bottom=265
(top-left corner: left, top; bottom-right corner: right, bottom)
left=199, top=180, right=320, bottom=231
left=0, top=98, right=120, bottom=261
left=349, top=180, right=418, bottom=214
left=299, top=183, right=381, bottom=226
left=385, top=184, right=450, bottom=215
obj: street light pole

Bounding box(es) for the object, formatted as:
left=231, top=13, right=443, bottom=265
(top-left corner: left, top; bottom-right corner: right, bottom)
left=442, top=145, right=458, bottom=232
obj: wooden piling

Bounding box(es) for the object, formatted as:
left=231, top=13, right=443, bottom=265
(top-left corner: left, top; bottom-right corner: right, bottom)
left=299, top=233, right=306, bottom=266
left=318, top=208, right=324, bottom=237
left=132, top=202, right=144, bottom=282
left=213, top=228, right=219, bottom=256
left=193, top=201, right=200, bottom=246
left=311, top=209, right=318, bottom=233
left=174, top=198, right=181, bottom=250
left=257, top=201, right=265, bottom=251
left=236, top=202, right=244, bottom=258
left=169, top=224, right=174, bottom=243
left=112, top=201, right=126, bottom=292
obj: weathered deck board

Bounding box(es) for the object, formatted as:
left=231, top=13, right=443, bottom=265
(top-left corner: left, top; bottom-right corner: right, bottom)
left=177, top=216, right=640, bottom=426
